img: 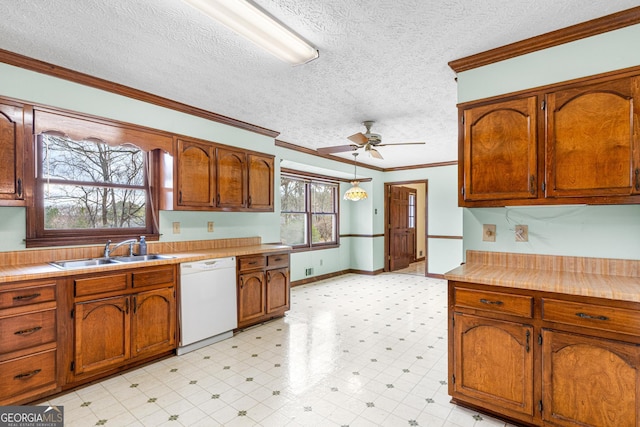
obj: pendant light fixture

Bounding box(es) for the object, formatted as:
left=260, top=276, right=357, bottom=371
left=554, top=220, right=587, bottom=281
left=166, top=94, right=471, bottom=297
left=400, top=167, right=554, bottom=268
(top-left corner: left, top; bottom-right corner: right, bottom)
left=183, top=0, right=319, bottom=66
left=343, top=153, right=368, bottom=201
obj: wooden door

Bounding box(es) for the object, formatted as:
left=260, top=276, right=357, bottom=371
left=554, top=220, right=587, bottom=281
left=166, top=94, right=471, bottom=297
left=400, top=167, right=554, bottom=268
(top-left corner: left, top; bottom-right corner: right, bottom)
left=462, top=96, right=538, bottom=202
left=542, top=329, right=639, bottom=427
left=176, top=139, right=215, bottom=207
left=131, top=287, right=176, bottom=358
left=216, top=147, right=246, bottom=209
left=238, top=271, right=265, bottom=327
left=453, top=313, right=535, bottom=419
left=546, top=76, right=640, bottom=198
left=266, top=268, right=289, bottom=314
left=0, top=101, right=24, bottom=204
left=247, top=154, right=274, bottom=210
left=389, top=186, right=413, bottom=270
left=74, top=296, right=130, bottom=376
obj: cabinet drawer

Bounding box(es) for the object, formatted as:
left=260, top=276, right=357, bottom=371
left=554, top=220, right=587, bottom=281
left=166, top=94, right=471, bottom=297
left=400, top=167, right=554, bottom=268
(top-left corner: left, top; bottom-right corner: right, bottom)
left=542, top=299, right=640, bottom=336
left=75, top=274, right=128, bottom=297
left=455, top=288, right=533, bottom=318
left=132, top=266, right=174, bottom=288
left=0, top=284, right=56, bottom=309
left=0, top=349, right=56, bottom=399
left=239, top=256, right=266, bottom=271
left=0, top=309, right=56, bottom=354
left=267, top=254, right=288, bottom=269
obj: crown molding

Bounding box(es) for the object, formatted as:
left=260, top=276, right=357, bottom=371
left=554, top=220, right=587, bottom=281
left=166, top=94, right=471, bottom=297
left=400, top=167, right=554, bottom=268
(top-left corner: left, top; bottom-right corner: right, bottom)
left=0, top=48, right=280, bottom=138
left=449, top=7, right=640, bottom=72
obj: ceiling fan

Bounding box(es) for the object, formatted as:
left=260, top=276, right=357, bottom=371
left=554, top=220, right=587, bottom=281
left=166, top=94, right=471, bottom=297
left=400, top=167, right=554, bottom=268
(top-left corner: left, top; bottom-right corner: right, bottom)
left=317, top=120, right=425, bottom=159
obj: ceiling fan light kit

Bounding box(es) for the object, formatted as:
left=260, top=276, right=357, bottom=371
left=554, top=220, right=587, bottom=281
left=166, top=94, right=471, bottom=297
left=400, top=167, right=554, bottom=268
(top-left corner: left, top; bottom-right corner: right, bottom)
left=183, top=0, right=319, bottom=66
left=344, top=153, right=368, bottom=201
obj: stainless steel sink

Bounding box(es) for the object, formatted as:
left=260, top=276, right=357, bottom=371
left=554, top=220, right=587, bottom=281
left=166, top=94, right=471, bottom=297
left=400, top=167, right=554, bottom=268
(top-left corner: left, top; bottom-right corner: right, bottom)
left=111, top=254, right=175, bottom=263
left=50, top=254, right=174, bottom=269
left=50, top=257, right=119, bottom=269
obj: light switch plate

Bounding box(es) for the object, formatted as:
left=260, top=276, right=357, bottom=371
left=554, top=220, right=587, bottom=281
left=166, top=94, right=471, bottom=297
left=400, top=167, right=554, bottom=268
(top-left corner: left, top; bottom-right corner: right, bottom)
left=482, top=224, right=496, bottom=242
left=515, top=225, right=528, bottom=242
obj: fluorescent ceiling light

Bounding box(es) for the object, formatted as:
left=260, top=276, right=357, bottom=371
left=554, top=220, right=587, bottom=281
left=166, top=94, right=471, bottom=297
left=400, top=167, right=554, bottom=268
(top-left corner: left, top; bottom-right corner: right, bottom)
left=184, top=0, right=319, bottom=66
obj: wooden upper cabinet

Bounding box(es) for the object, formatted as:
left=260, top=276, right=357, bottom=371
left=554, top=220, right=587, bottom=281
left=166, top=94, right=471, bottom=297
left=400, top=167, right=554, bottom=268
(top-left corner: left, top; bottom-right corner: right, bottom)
left=247, top=154, right=274, bottom=211
left=459, top=70, right=640, bottom=207
left=216, top=147, right=246, bottom=209
left=176, top=139, right=216, bottom=208
left=0, top=101, right=25, bottom=205
left=462, top=96, right=538, bottom=202
left=546, top=76, right=640, bottom=198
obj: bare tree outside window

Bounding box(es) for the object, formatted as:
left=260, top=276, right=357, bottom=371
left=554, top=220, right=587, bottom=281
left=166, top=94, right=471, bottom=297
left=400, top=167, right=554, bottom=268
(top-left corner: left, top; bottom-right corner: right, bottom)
left=40, top=134, right=147, bottom=230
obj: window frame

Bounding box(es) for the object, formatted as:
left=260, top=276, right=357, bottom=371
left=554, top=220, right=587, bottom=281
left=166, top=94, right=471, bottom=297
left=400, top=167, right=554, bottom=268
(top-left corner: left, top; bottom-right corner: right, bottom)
left=280, top=172, right=340, bottom=251
left=25, top=108, right=170, bottom=248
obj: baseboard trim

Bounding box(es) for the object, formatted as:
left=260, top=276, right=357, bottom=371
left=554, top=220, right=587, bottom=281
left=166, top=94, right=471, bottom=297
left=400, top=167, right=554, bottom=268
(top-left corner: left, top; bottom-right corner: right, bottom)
left=291, top=268, right=385, bottom=287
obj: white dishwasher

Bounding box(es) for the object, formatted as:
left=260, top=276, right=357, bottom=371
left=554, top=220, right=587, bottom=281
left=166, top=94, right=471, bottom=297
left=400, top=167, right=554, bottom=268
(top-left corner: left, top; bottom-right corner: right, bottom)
left=177, top=256, right=237, bottom=355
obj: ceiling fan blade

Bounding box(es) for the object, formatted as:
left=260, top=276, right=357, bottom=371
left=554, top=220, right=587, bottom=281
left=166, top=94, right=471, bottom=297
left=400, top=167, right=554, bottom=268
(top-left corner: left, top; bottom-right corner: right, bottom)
left=317, top=144, right=358, bottom=154
left=369, top=148, right=383, bottom=159
left=375, top=142, right=426, bottom=147
left=347, top=132, right=369, bottom=145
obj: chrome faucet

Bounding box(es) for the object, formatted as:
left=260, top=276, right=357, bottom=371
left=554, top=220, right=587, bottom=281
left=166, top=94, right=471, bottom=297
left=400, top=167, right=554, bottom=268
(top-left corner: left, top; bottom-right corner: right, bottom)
left=104, top=238, right=138, bottom=258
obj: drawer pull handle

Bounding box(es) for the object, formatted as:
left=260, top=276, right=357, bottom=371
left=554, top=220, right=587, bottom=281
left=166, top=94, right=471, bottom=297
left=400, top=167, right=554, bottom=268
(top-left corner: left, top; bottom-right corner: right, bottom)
left=273, top=257, right=282, bottom=261
left=576, top=312, right=609, bottom=321
left=13, top=293, right=41, bottom=301
left=14, top=326, right=42, bottom=336
left=14, top=369, right=42, bottom=380
left=480, top=298, right=504, bottom=306
left=248, top=261, right=257, bottom=265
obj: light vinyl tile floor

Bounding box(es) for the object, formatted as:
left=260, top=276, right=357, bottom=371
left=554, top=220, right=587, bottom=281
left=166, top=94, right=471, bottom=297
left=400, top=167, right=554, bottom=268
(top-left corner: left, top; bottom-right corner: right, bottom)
left=42, top=273, right=515, bottom=426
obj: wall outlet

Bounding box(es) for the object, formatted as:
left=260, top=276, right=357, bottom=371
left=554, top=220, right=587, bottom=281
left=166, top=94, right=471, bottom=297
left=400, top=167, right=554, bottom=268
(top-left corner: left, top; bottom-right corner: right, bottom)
left=319, top=259, right=323, bottom=266
left=207, top=221, right=214, bottom=232
left=172, top=222, right=180, bottom=234
left=482, top=224, right=496, bottom=242
left=515, top=225, right=528, bottom=242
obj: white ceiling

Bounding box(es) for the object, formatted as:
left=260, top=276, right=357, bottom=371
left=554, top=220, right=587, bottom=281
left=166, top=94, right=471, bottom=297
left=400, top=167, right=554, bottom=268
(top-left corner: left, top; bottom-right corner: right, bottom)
left=1, top=1, right=638, bottom=168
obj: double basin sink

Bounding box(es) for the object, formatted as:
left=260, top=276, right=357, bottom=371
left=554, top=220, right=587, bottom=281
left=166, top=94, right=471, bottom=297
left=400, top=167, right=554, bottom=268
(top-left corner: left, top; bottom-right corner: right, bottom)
left=50, top=254, right=175, bottom=269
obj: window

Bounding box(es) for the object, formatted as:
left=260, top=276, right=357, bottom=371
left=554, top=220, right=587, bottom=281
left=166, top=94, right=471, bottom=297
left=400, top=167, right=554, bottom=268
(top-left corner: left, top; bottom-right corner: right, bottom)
left=27, top=133, right=159, bottom=247
left=280, top=174, right=339, bottom=249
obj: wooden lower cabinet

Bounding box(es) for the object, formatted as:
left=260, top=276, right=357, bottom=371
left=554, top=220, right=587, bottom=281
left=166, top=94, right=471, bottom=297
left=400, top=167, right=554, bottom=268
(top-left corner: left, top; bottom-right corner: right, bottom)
left=74, top=295, right=129, bottom=376
left=71, top=265, right=176, bottom=383
left=237, top=253, right=290, bottom=329
left=542, top=330, right=639, bottom=427
left=452, top=313, right=534, bottom=419
left=449, top=280, right=640, bottom=427
left=0, top=279, right=59, bottom=405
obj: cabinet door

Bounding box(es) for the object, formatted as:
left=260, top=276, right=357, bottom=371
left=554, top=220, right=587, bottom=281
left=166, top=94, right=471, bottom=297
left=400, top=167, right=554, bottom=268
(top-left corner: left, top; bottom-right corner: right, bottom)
left=0, top=101, right=24, bottom=204
left=462, top=96, right=538, bottom=202
left=452, top=313, right=534, bottom=418
left=131, top=287, right=176, bottom=358
left=176, top=139, right=215, bottom=207
left=546, top=76, right=640, bottom=198
left=238, top=271, right=265, bottom=326
left=217, top=147, right=246, bottom=209
left=247, top=154, right=274, bottom=210
left=74, top=296, right=130, bottom=375
left=542, top=330, right=639, bottom=427
left=266, top=268, right=289, bottom=314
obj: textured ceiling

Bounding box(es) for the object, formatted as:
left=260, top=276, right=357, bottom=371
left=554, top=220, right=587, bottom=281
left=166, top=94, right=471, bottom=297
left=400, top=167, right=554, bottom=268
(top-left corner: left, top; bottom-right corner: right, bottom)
left=0, top=1, right=638, bottom=168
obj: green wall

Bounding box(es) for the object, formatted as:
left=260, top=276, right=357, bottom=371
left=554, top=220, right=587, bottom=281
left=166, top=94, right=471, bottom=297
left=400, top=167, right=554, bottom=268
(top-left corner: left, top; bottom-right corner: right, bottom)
left=457, top=23, right=640, bottom=261
left=0, top=61, right=462, bottom=279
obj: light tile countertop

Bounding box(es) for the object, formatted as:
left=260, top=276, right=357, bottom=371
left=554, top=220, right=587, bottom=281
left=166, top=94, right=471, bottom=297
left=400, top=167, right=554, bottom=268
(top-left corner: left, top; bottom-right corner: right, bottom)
left=444, top=250, right=640, bottom=303
left=0, top=244, right=291, bottom=284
